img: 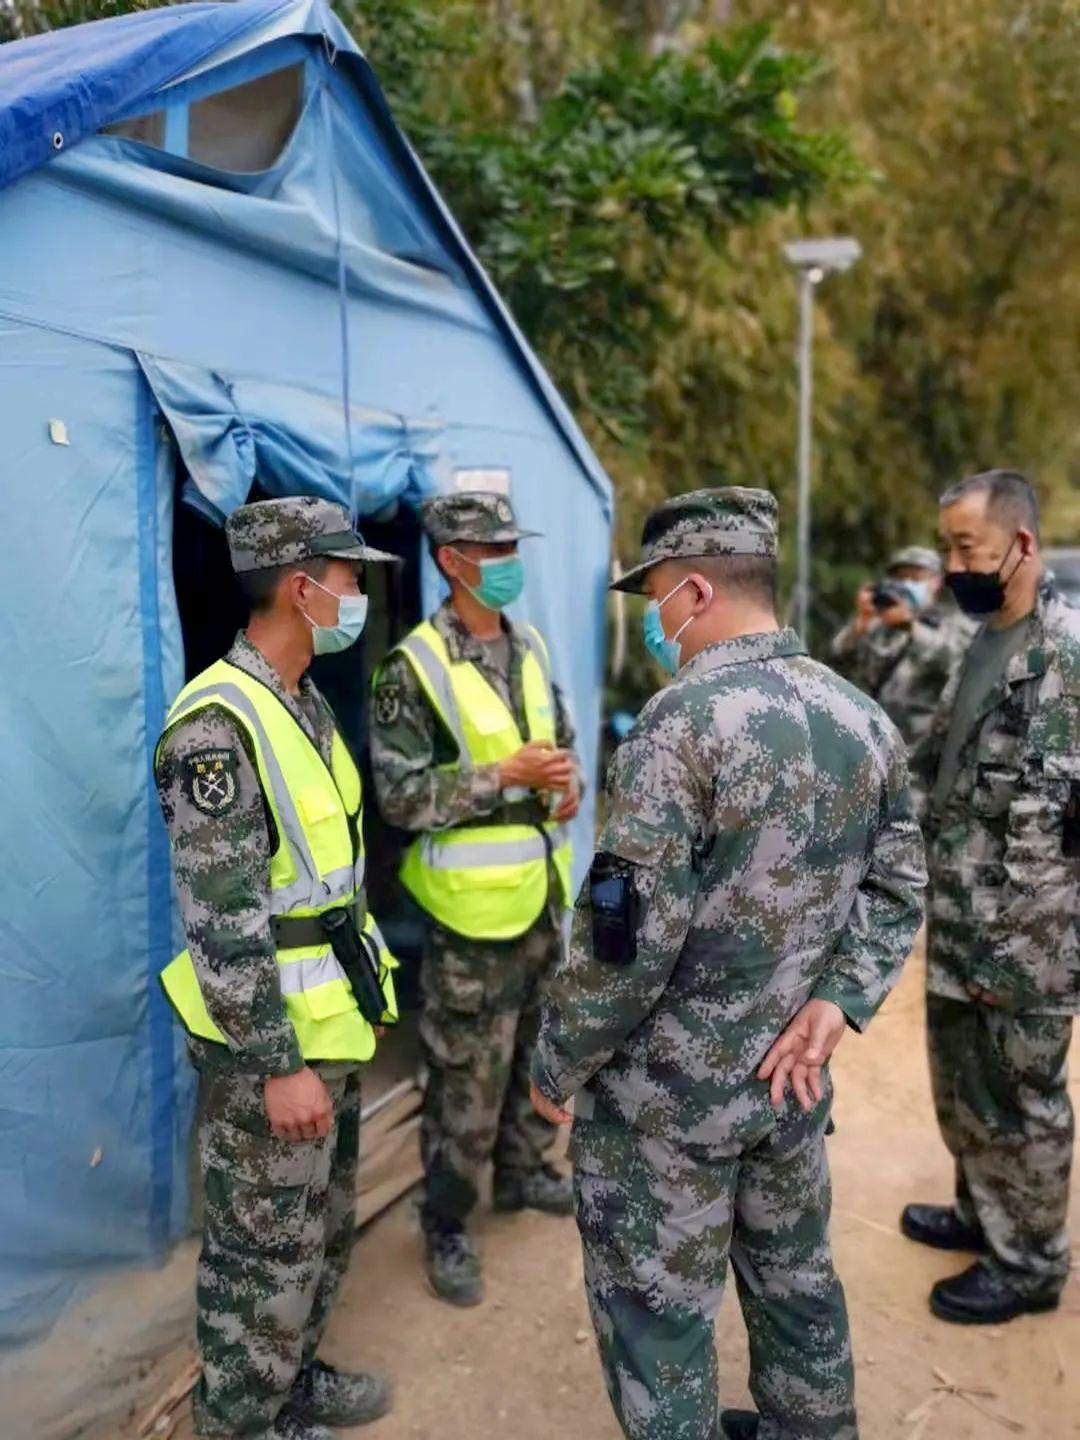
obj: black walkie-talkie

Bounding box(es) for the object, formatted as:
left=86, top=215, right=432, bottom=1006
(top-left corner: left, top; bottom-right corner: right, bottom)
left=588, top=851, right=641, bottom=967
left=319, top=909, right=392, bottom=1027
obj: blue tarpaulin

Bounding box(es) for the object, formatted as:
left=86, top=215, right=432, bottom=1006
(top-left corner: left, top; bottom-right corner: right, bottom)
left=0, top=0, right=612, bottom=1343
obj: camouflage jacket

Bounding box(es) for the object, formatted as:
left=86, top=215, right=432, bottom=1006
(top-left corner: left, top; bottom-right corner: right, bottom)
left=369, top=599, right=581, bottom=834
left=830, top=602, right=976, bottom=749
left=912, top=580, right=1080, bottom=1012
left=532, top=628, right=926, bottom=1148
left=155, top=633, right=344, bottom=1078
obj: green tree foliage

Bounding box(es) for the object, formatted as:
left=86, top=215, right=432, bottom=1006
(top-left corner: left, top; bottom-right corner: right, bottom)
left=738, top=1, right=1080, bottom=572
left=344, top=2, right=857, bottom=460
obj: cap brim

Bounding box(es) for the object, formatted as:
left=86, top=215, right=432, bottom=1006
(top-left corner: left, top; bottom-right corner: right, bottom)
left=430, top=527, right=543, bottom=545
left=322, top=543, right=402, bottom=565
left=609, top=559, right=655, bottom=594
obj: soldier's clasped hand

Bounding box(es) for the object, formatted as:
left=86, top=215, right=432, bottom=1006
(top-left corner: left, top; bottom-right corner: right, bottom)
left=498, top=739, right=574, bottom=792
left=757, top=999, right=848, bottom=1113
left=529, top=1080, right=572, bottom=1126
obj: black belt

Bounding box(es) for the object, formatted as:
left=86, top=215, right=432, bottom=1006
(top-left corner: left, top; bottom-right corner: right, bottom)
left=271, top=900, right=364, bottom=950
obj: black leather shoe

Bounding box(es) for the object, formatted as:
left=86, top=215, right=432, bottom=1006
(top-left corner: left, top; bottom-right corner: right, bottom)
left=930, top=1261, right=1061, bottom=1325
left=901, top=1203, right=987, bottom=1253
left=719, top=1411, right=759, bottom=1440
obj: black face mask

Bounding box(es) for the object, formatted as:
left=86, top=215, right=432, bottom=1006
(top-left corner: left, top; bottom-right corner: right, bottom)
left=945, top=537, right=1023, bottom=618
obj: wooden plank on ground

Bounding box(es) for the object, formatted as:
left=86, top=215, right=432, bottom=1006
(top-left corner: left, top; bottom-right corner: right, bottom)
left=360, top=1084, right=422, bottom=1149
left=355, top=1154, right=424, bottom=1229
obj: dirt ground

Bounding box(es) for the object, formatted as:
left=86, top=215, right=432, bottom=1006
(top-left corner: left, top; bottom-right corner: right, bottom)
left=124, top=950, right=1079, bottom=1440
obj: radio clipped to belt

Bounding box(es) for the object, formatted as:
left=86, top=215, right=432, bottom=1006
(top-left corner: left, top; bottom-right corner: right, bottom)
left=272, top=907, right=394, bottom=1028
left=320, top=908, right=392, bottom=1028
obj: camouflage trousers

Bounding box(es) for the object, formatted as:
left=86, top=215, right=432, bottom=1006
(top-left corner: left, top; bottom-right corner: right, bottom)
left=419, top=905, right=563, bottom=1224
left=927, top=993, right=1074, bottom=1295
left=192, top=1063, right=361, bottom=1439
left=572, top=1100, right=856, bottom=1440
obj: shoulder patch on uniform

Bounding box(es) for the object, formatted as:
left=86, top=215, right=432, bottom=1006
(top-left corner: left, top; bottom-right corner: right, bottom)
left=183, top=748, right=239, bottom=816
left=374, top=684, right=402, bottom=727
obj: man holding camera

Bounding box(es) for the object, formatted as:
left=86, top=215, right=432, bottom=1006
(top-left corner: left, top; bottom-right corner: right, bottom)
left=831, top=545, right=976, bottom=751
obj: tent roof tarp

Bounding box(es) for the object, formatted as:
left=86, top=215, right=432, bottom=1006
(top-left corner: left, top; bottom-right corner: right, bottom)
left=0, top=0, right=305, bottom=191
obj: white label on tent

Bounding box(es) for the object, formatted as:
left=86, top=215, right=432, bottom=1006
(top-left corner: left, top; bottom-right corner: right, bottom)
left=452, top=467, right=510, bottom=496
left=48, top=419, right=71, bottom=447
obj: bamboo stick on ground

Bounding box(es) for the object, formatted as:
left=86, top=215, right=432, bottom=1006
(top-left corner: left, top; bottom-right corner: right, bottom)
left=136, top=1356, right=200, bottom=1438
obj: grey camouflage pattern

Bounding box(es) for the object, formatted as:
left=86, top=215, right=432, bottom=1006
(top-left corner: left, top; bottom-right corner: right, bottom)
left=193, top=1065, right=361, bottom=1438
left=420, top=489, right=540, bottom=545
left=420, top=903, right=564, bottom=1222
left=611, top=487, right=778, bottom=594
left=533, top=628, right=925, bottom=1126
left=927, top=995, right=1073, bottom=1296
left=533, top=627, right=924, bottom=1440
left=369, top=600, right=581, bottom=835
left=913, top=578, right=1080, bottom=1009
left=830, top=602, right=976, bottom=750
left=225, top=495, right=397, bottom=574
left=572, top=1097, right=855, bottom=1440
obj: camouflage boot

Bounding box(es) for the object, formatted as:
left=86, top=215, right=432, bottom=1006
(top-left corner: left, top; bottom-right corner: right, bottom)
left=719, top=1411, right=759, bottom=1440
left=424, top=1219, right=484, bottom=1307
left=492, top=1163, right=573, bottom=1216
left=289, top=1360, right=392, bottom=1428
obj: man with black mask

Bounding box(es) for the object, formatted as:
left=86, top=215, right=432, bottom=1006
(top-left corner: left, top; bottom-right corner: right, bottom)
left=903, top=469, right=1080, bottom=1326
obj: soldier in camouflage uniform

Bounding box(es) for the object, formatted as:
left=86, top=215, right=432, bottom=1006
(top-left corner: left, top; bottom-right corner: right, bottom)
left=369, top=491, right=582, bottom=1307
left=155, top=497, right=398, bottom=1440
left=531, top=489, right=926, bottom=1440
left=830, top=545, right=976, bottom=754
left=902, top=470, right=1080, bottom=1325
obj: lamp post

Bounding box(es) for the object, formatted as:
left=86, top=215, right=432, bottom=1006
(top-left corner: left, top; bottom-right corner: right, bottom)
left=782, top=237, right=862, bottom=641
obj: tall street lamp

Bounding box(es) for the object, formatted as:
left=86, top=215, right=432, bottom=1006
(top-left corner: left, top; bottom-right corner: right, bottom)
left=782, top=237, right=862, bottom=641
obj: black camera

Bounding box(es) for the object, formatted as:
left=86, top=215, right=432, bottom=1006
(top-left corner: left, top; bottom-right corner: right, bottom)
left=871, top=580, right=913, bottom=613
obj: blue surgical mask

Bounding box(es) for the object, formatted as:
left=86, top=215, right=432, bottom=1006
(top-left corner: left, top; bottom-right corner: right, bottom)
left=452, top=551, right=525, bottom=611
left=642, top=576, right=713, bottom=675
left=301, top=575, right=369, bottom=655
left=897, top=579, right=934, bottom=611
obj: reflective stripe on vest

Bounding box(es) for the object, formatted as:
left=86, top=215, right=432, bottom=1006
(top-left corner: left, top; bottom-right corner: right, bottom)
left=392, top=621, right=573, bottom=941
left=157, top=660, right=396, bottom=1062
left=417, top=826, right=570, bottom=870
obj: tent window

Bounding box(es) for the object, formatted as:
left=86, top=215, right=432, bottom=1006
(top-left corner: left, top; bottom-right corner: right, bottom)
left=103, top=65, right=303, bottom=171
left=105, top=110, right=165, bottom=148
left=187, top=65, right=303, bottom=171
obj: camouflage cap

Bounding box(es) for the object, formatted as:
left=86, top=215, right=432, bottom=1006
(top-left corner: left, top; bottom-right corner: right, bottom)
left=225, top=496, right=399, bottom=574
left=887, top=544, right=942, bottom=575
left=611, top=486, right=778, bottom=593
left=421, top=490, right=541, bottom=546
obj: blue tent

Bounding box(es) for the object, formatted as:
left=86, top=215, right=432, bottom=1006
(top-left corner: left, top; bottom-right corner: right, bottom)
left=0, top=0, right=612, bottom=1343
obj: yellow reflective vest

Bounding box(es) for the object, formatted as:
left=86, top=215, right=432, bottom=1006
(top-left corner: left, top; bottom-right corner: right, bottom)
left=393, top=620, right=573, bottom=941
left=158, top=659, right=397, bottom=1064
